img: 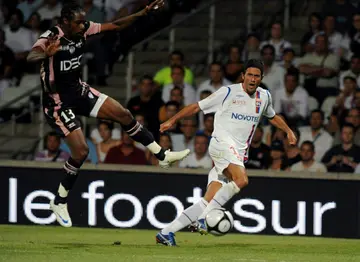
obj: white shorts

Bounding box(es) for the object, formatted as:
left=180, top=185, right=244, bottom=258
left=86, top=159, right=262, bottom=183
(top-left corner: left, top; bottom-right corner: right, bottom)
left=207, top=137, right=245, bottom=186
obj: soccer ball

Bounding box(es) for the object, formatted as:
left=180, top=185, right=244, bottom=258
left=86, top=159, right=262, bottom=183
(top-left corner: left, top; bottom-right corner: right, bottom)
left=205, top=208, right=234, bottom=236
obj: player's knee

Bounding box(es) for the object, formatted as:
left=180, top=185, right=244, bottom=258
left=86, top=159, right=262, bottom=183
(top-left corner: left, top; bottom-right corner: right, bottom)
left=74, top=144, right=89, bottom=162
left=233, top=175, right=248, bottom=189
left=120, top=109, right=133, bottom=122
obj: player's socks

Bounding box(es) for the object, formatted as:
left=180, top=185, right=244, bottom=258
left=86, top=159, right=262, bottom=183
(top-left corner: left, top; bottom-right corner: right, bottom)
left=161, top=198, right=208, bottom=234
left=122, top=119, right=165, bottom=160
left=54, top=158, right=82, bottom=204
left=198, top=181, right=240, bottom=220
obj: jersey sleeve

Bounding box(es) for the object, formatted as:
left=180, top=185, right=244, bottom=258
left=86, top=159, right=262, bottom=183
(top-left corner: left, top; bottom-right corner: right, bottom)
left=263, top=90, right=276, bottom=119
left=32, top=29, right=57, bottom=50
left=84, top=21, right=101, bottom=36
left=198, top=86, right=230, bottom=114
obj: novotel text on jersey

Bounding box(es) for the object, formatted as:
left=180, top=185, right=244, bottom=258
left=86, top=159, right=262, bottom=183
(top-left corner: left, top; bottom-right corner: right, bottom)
left=231, top=113, right=259, bottom=122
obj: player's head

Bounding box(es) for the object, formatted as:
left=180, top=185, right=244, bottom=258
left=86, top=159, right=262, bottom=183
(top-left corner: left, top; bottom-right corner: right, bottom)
left=300, top=141, right=315, bottom=162
left=242, top=59, right=264, bottom=95
left=60, top=2, right=86, bottom=36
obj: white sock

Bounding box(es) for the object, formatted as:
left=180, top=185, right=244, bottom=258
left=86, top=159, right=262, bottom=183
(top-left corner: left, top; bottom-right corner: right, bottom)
left=161, top=198, right=208, bottom=234
left=146, top=141, right=162, bottom=154
left=198, top=181, right=240, bottom=220
left=58, top=183, right=69, bottom=198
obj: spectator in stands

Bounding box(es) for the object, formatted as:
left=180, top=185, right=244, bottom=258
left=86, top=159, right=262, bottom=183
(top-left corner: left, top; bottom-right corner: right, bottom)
left=147, top=133, right=173, bottom=166
left=298, top=110, right=333, bottom=161
left=241, top=33, right=261, bottom=62
left=339, top=55, right=360, bottom=90
left=159, top=86, right=183, bottom=123
left=179, top=134, right=212, bottom=169
left=162, top=65, right=195, bottom=106
left=127, top=75, right=163, bottom=140
left=261, top=44, right=286, bottom=95
left=60, top=118, right=98, bottom=164
left=268, top=140, right=289, bottom=171
left=0, top=29, right=15, bottom=98
left=154, top=50, right=194, bottom=87
left=196, top=113, right=214, bottom=141
left=83, top=0, right=104, bottom=23
left=34, top=131, right=70, bottom=162
left=260, top=22, right=292, bottom=63
left=26, top=12, right=42, bottom=44
left=333, top=108, right=360, bottom=146
left=333, top=77, right=357, bottom=118
left=309, top=15, right=343, bottom=54
left=171, top=117, right=197, bottom=152
left=245, top=126, right=271, bottom=169
left=4, top=9, right=33, bottom=84
left=96, top=121, right=121, bottom=163
left=340, top=13, right=360, bottom=63
left=37, top=0, right=61, bottom=30
left=301, top=12, right=322, bottom=55
left=291, top=141, right=327, bottom=172
left=279, top=48, right=298, bottom=71
left=224, top=45, right=243, bottom=83
left=104, top=129, right=148, bottom=165
left=322, top=0, right=356, bottom=35
left=163, top=101, right=182, bottom=133
left=322, top=123, right=360, bottom=173
left=299, top=34, right=340, bottom=105
left=264, top=114, right=288, bottom=146
left=355, top=89, right=360, bottom=109
left=91, top=119, right=121, bottom=144
left=17, top=0, right=44, bottom=23
left=196, top=62, right=231, bottom=101
left=274, top=69, right=309, bottom=126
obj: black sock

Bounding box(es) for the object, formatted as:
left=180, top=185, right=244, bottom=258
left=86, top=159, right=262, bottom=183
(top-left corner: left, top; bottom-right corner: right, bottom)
left=54, top=158, right=82, bottom=204
left=121, top=119, right=166, bottom=160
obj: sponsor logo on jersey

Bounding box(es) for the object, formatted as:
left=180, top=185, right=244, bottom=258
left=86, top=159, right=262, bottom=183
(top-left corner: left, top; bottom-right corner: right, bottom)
left=60, top=54, right=83, bottom=72
left=255, top=91, right=261, bottom=113
left=231, top=113, right=259, bottom=122
left=232, top=99, right=246, bottom=105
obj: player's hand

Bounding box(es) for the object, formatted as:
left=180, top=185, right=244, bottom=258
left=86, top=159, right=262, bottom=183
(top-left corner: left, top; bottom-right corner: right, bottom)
left=45, top=35, right=60, bottom=57
left=142, top=0, right=164, bottom=15
left=287, top=130, right=297, bottom=146
left=329, top=156, right=339, bottom=165
left=160, top=119, right=175, bottom=133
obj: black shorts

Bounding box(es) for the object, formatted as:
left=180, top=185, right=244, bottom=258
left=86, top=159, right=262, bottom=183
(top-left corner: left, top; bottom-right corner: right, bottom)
left=43, top=86, right=108, bottom=136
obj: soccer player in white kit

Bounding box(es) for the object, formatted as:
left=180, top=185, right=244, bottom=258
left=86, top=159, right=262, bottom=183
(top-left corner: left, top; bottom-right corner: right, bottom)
left=155, top=59, right=297, bottom=246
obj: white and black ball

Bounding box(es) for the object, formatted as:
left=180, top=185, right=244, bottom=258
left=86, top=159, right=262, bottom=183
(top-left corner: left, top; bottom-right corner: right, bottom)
left=205, top=208, right=234, bottom=236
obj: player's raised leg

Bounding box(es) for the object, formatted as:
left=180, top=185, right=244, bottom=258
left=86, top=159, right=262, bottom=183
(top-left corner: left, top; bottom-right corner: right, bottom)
left=196, top=164, right=248, bottom=234
left=96, top=96, right=190, bottom=167
left=156, top=168, right=222, bottom=246
left=50, top=128, right=89, bottom=227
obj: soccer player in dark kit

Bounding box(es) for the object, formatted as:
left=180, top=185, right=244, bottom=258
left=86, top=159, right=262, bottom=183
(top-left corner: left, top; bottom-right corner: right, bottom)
left=27, top=0, right=190, bottom=227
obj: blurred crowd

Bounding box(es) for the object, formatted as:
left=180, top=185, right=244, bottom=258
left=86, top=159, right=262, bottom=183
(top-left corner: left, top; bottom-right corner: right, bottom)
left=14, top=0, right=360, bottom=174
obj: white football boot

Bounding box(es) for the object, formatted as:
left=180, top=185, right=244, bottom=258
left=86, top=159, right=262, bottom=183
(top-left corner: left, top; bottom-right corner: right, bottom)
left=50, top=199, right=72, bottom=227
left=159, top=149, right=190, bottom=168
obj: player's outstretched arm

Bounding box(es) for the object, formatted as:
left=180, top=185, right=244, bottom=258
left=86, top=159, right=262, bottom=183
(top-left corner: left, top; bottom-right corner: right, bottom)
left=269, top=115, right=297, bottom=145
left=100, top=0, right=164, bottom=32
left=160, top=103, right=201, bottom=133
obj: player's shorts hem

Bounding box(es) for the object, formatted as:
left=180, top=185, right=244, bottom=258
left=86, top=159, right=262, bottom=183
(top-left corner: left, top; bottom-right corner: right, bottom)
left=90, top=93, right=108, bottom=117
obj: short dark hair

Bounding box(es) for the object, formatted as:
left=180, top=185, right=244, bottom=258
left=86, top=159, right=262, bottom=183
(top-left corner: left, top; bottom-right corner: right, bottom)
left=195, top=133, right=209, bottom=140
left=285, top=68, right=300, bottom=82
left=204, top=113, right=215, bottom=122
left=311, top=109, right=325, bottom=120
left=61, top=2, right=83, bottom=22
left=170, top=50, right=184, bottom=61
left=283, top=48, right=295, bottom=56
left=46, top=131, right=60, bottom=142
left=11, top=9, right=24, bottom=25
left=165, top=100, right=180, bottom=109
left=140, top=74, right=154, bottom=84
left=200, top=90, right=212, bottom=97
left=342, top=123, right=356, bottom=132
left=261, top=44, right=275, bottom=56
left=210, top=62, right=224, bottom=72
left=171, top=65, right=185, bottom=75
left=301, top=140, right=315, bottom=152
left=97, top=120, right=114, bottom=130
left=343, top=76, right=357, bottom=83
left=170, top=86, right=183, bottom=95
left=244, top=59, right=264, bottom=76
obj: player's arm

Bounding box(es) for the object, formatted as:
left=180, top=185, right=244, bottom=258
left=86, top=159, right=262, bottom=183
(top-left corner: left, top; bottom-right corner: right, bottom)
left=100, top=0, right=163, bottom=32
left=269, top=115, right=297, bottom=145
left=27, top=35, right=60, bottom=63
left=160, top=103, right=200, bottom=132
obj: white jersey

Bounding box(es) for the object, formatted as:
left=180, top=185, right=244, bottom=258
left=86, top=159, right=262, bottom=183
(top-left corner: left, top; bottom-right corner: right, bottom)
left=198, top=83, right=276, bottom=161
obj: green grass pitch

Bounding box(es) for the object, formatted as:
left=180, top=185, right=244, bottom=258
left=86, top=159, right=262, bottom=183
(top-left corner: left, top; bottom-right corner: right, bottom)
left=0, top=225, right=359, bottom=262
